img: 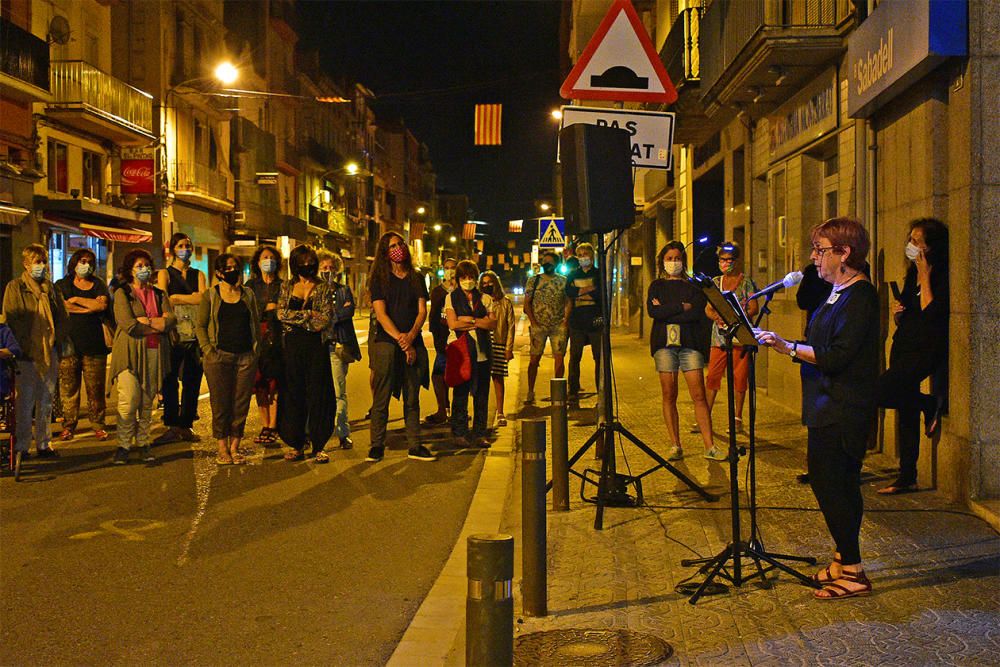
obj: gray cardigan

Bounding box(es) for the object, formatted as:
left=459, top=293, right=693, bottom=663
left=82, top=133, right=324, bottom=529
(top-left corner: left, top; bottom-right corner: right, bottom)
left=109, top=284, right=176, bottom=391
left=195, top=283, right=261, bottom=356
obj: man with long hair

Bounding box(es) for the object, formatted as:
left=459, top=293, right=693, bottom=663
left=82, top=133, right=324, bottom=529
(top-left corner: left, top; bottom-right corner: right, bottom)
left=366, top=232, right=434, bottom=462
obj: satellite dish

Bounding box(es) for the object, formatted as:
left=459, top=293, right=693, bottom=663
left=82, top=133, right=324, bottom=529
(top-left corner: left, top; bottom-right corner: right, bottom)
left=48, top=15, right=71, bottom=45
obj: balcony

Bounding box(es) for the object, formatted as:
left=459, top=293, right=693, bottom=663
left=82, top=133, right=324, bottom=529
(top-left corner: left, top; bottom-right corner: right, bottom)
left=171, top=161, right=232, bottom=211
left=658, top=6, right=716, bottom=144
left=698, top=0, right=849, bottom=120
left=234, top=200, right=285, bottom=239
left=48, top=61, right=155, bottom=144
left=0, top=17, right=51, bottom=102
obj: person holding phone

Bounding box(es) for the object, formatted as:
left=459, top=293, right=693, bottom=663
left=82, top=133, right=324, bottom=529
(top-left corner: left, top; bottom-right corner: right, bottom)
left=876, top=218, right=950, bottom=494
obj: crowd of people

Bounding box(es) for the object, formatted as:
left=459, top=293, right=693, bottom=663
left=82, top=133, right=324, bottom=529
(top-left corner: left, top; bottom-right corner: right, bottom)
left=1, top=215, right=951, bottom=603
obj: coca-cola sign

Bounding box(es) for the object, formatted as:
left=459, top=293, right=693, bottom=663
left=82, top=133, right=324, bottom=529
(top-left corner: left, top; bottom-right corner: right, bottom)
left=121, top=158, right=155, bottom=195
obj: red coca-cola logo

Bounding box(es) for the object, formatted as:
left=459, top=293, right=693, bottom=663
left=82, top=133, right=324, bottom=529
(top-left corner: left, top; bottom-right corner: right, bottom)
left=121, top=158, right=155, bottom=194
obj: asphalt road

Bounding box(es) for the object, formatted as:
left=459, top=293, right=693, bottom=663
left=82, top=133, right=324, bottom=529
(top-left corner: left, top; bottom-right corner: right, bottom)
left=1, top=334, right=485, bottom=666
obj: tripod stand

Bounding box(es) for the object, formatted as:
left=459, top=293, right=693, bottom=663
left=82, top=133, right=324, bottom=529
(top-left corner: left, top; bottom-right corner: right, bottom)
left=680, top=280, right=817, bottom=604
left=558, top=233, right=716, bottom=531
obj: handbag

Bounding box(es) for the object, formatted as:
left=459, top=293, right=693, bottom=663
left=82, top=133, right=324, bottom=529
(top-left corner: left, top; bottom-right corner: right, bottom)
left=444, top=333, right=473, bottom=387
left=102, top=321, right=115, bottom=349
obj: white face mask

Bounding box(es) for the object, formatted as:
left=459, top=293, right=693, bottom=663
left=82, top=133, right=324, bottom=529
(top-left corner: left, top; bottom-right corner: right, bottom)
left=75, top=263, right=93, bottom=278
left=578, top=257, right=593, bottom=270
left=460, top=279, right=477, bottom=292
left=663, top=260, right=684, bottom=276
left=905, top=241, right=921, bottom=261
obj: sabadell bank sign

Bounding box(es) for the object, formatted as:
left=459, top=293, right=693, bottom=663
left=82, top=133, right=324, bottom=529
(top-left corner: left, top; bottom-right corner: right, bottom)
left=846, top=0, right=967, bottom=118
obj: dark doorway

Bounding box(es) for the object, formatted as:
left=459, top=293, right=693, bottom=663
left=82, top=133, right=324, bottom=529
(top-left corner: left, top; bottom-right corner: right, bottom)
left=693, top=163, right=724, bottom=276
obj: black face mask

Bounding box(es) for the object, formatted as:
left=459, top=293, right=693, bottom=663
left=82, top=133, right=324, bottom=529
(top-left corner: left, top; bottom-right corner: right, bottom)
left=480, top=284, right=495, bottom=295
left=542, top=263, right=556, bottom=275
left=297, top=262, right=318, bottom=279
left=221, top=268, right=241, bottom=285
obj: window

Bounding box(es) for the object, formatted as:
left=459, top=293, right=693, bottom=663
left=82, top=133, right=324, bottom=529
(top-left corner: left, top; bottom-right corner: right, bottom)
left=822, top=153, right=839, bottom=220
left=770, top=170, right=786, bottom=279
left=732, top=147, right=745, bottom=206
left=82, top=150, right=102, bottom=200
left=47, top=140, right=68, bottom=193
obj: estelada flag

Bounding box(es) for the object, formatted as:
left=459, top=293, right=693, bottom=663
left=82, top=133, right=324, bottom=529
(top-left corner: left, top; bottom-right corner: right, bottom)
left=462, top=222, right=477, bottom=240
left=474, top=104, right=502, bottom=146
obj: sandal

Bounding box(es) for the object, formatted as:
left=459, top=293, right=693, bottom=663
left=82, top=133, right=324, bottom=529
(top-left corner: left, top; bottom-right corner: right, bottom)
left=230, top=452, right=247, bottom=465
left=284, top=450, right=305, bottom=462
left=815, top=569, right=872, bottom=600
left=254, top=430, right=268, bottom=444
left=215, top=454, right=234, bottom=465
left=313, top=451, right=330, bottom=464
left=877, top=482, right=918, bottom=495
left=812, top=557, right=843, bottom=585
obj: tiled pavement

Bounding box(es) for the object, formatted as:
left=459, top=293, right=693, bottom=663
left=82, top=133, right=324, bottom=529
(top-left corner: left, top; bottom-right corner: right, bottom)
left=501, top=333, right=1000, bottom=666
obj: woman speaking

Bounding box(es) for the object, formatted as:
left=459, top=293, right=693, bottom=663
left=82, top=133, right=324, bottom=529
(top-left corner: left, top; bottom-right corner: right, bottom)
left=754, top=217, right=879, bottom=600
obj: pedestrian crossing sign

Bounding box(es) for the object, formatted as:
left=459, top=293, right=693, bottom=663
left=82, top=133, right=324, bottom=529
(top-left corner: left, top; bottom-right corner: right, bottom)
left=538, top=217, right=566, bottom=248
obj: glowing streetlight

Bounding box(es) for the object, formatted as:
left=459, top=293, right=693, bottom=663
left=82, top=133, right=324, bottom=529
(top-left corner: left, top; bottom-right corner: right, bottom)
left=214, top=61, right=239, bottom=85
left=417, top=206, right=426, bottom=215
left=345, top=162, right=360, bottom=175
left=539, top=202, right=551, bottom=212
left=449, top=235, right=457, bottom=243
left=433, top=224, right=442, bottom=232
left=550, top=109, right=563, bottom=120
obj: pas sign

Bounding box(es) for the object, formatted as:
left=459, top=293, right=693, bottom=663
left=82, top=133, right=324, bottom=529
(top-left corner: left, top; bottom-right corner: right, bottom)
left=559, top=106, right=676, bottom=170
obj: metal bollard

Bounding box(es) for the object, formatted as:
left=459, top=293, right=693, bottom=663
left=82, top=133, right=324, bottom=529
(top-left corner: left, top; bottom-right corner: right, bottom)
left=550, top=378, right=569, bottom=511
left=466, top=534, right=514, bottom=666
left=521, top=418, right=548, bottom=617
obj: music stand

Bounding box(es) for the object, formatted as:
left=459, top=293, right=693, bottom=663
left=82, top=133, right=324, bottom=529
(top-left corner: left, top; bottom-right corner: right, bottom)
left=679, top=274, right=817, bottom=604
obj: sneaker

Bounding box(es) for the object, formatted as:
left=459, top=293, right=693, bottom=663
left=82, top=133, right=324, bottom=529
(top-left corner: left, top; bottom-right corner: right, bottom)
left=340, top=436, right=354, bottom=450
left=141, top=446, right=155, bottom=462
left=36, top=447, right=59, bottom=459
left=113, top=447, right=129, bottom=465
left=365, top=446, right=384, bottom=462
left=94, top=428, right=109, bottom=441
left=689, top=423, right=701, bottom=434
left=525, top=390, right=535, bottom=404
left=60, top=428, right=74, bottom=442
left=704, top=447, right=728, bottom=461
left=667, top=445, right=683, bottom=461
left=179, top=427, right=200, bottom=443
left=407, top=445, right=437, bottom=461
left=152, top=427, right=183, bottom=446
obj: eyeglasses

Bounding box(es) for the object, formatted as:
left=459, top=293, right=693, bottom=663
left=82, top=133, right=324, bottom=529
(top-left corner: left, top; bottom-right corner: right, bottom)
left=811, top=246, right=836, bottom=256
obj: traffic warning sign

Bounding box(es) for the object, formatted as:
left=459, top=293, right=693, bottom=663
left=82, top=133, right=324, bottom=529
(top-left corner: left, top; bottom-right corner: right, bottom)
left=538, top=217, right=566, bottom=248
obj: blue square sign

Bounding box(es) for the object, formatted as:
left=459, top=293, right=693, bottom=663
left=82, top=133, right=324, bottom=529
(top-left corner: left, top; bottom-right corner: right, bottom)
left=538, top=217, right=566, bottom=248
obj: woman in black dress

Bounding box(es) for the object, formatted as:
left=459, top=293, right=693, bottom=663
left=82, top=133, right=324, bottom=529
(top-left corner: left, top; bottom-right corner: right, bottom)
left=277, top=245, right=336, bottom=462
left=245, top=246, right=284, bottom=445
left=755, top=217, right=879, bottom=600
left=876, top=218, right=949, bottom=494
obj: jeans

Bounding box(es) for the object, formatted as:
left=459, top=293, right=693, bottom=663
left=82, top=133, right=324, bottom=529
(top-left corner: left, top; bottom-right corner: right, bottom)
left=370, top=341, right=420, bottom=449
left=116, top=349, right=160, bottom=451
left=568, top=328, right=602, bottom=395
left=14, top=352, right=58, bottom=453
left=451, top=360, right=490, bottom=438
left=329, top=345, right=352, bottom=439
left=58, top=352, right=107, bottom=430
left=203, top=349, right=256, bottom=439
left=162, top=341, right=203, bottom=429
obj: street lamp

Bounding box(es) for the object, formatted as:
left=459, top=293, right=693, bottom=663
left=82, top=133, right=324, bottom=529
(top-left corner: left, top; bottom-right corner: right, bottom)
left=539, top=202, right=551, bottom=212
left=345, top=161, right=360, bottom=175
left=213, top=61, right=239, bottom=86
left=550, top=109, right=563, bottom=120
left=433, top=223, right=442, bottom=232
left=449, top=235, right=457, bottom=243
left=417, top=206, right=426, bottom=215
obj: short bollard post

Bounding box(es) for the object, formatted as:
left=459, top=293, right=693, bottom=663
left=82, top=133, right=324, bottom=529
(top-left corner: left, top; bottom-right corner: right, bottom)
left=521, top=418, right=548, bottom=617
left=466, top=534, right=514, bottom=666
left=550, top=378, right=569, bottom=511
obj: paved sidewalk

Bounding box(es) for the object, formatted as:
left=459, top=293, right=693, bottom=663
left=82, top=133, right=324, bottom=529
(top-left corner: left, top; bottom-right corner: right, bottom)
left=504, top=333, right=1000, bottom=666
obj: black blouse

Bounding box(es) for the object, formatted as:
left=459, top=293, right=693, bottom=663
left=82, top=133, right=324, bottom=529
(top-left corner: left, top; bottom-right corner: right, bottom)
left=646, top=278, right=710, bottom=357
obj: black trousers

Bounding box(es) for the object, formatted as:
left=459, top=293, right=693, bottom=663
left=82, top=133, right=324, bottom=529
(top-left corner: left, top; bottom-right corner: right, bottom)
left=876, top=362, right=936, bottom=486
left=162, top=341, right=203, bottom=429
left=568, top=328, right=602, bottom=395
left=278, top=329, right=335, bottom=452
left=451, top=360, right=490, bottom=439
left=807, top=424, right=864, bottom=565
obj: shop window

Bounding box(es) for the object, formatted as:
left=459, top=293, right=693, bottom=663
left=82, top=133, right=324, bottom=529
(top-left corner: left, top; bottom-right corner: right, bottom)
left=47, top=140, right=68, bottom=193
left=82, top=150, right=102, bottom=200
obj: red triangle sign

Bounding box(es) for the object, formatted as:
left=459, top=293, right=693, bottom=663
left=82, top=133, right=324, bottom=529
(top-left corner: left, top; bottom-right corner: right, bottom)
left=560, top=0, right=677, bottom=104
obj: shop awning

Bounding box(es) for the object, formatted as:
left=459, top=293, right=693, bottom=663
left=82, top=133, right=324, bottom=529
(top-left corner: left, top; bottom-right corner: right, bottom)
left=40, top=215, right=152, bottom=243
left=0, top=204, right=30, bottom=226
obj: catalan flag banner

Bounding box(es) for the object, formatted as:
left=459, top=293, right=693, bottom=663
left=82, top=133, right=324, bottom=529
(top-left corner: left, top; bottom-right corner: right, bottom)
left=462, top=222, right=477, bottom=240
left=508, top=219, right=523, bottom=233
left=474, top=104, right=502, bottom=146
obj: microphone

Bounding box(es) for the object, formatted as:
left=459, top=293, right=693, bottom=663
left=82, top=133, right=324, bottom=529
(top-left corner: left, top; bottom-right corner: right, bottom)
left=747, top=271, right=803, bottom=300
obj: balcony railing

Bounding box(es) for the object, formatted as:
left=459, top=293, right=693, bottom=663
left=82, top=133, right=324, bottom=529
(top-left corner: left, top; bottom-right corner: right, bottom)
left=0, top=17, right=50, bottom=92
left=49, top=61, right=153, bottom=136
left=700, top=0, right=844, bottom=99
left=171, top=161, right=229, bottom=202
left=661, top=6, right=704, bottom=90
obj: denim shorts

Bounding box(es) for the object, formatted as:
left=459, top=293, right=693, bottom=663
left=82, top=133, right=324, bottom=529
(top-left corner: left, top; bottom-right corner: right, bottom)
left=653, top=347, right=705, bottom=373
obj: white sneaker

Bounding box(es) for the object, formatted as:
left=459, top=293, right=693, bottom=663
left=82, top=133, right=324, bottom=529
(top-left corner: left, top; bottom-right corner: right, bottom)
left=704, top=447, right=728, bottom=461
left=667, top=445, right=683, bottom=461
left=495, top=413, right=508, bottom=427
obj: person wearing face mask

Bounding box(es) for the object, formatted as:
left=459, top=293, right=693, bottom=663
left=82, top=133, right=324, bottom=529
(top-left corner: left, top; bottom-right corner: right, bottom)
left=366, top=232, right=433, bottom=462
left=875, top=218, right=950, bottom=495
left=446, top=261, right=498, bottom=447
left=702, top=243, right=758, bottom=434
left=425, top=257, right=458, bottom=425
left=54, top=248, right=111, bottom=442
left=277, top=245, right=336, bottom=463
left=245, top=246, right=284, bottom=446
left=318, top=250, right=361, bottom=449
left=480, top=270, right=515, bottom=426
left=154, top=233, right=206, bottom=445
left=3, top=244, right=69, bottom=459
left=109, top=249, right=176, bottom=465
left=196, top=254, right=261, bottom=465
left=647, top=241, right=720, bottom=462
left=565, top=242, right=603, bottom=402
left=524, top=250, right=570, bottom=404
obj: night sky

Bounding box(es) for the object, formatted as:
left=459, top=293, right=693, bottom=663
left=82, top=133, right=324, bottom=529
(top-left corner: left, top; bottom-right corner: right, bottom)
left=297, top=0, right=565, bottom=245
